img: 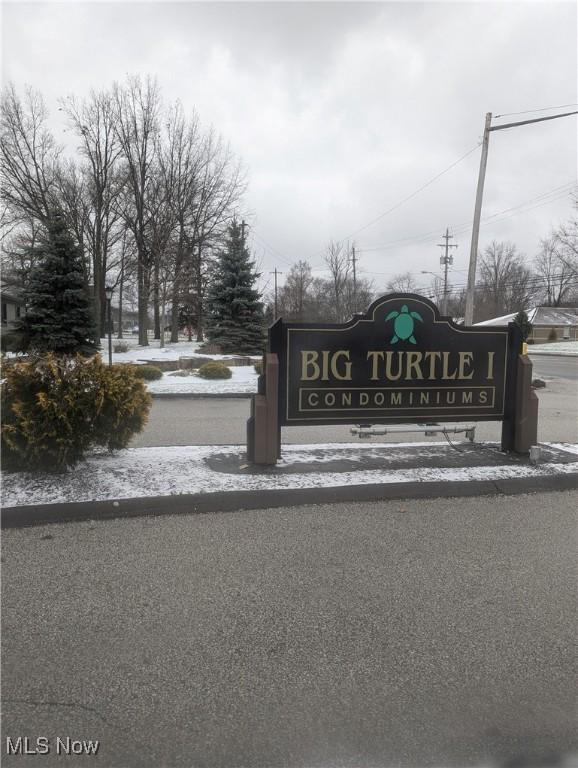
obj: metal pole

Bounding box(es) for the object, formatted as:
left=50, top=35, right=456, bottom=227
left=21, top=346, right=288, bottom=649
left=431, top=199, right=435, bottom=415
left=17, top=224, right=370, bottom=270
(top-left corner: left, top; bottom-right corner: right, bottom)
left=465, top=112, right=492, bottom=326
left=107, top=298, right=112, bottom=367
left=274, top=268, right=278, bottom=321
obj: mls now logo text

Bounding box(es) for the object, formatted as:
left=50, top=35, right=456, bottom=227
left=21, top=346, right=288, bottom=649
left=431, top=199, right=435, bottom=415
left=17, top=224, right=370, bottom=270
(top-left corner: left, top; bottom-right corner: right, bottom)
left=6, top=736, right=100, bottom=756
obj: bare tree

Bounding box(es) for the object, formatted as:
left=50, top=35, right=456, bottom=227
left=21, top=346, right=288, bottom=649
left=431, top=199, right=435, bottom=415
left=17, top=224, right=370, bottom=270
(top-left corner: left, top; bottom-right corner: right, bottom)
left=279, top=260, right=313, bottom=321
left=386, top=271, right=417, bottom=293
left=324, top=240, right=351, bottom=321
left=113, top=75, right=161, bottom=346
left=60, top=88, right=125, bottom=336
left=476, top=241, right=536, bottom=321
left=1, top=84, right=61, bottom=227
left=534, top=235, right=576, bottom=306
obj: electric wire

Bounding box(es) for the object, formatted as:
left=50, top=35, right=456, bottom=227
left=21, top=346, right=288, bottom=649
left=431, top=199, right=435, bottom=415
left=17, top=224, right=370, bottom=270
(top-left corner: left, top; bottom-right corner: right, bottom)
left=494, top=103, right=578, bottom=118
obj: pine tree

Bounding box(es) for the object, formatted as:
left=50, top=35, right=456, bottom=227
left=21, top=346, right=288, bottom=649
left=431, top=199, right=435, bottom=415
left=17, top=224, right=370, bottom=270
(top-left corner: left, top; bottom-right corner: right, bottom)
left=18, top=212, right=97, bottom=355
left=205, top=221, right=265, bottom=354
left=514, top=309, right=533, bottom=341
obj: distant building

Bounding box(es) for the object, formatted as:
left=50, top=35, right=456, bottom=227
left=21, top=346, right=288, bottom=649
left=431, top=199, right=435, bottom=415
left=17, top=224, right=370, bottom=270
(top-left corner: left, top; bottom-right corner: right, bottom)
left=475, top=307, right=578, bottom=342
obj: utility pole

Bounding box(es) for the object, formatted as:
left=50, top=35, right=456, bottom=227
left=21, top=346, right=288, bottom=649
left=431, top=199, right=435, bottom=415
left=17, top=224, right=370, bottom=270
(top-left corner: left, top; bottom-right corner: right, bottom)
left=270, top=268, right=282, bottom=320
left=464, top=107, right=577, bottom=326
left=351, top=243, right=357, bottom=292
left=241, top=220, right=248, bottom=241
left=437, top=228, right=458, bottom=316
left=465, top=112, right=492, bottom=326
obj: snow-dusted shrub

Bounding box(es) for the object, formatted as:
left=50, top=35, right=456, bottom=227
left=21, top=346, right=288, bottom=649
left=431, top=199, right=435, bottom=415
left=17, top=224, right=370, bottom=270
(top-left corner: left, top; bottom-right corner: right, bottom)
left=131, top=364, right=163, bottom=381
left=113, top=342, right=129, bottom=353
left=1, top=354, right=151, bottom=472
left=254, top=361, right=263, bottom=375
left=548, top=328, right=558, bottom=342
left=197, top=361, right=232, bottom=379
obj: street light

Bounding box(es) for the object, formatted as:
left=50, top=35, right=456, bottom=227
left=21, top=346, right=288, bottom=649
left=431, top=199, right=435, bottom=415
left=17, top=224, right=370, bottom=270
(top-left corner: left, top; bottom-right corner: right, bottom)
left=104, top=285, right=114, bottom=367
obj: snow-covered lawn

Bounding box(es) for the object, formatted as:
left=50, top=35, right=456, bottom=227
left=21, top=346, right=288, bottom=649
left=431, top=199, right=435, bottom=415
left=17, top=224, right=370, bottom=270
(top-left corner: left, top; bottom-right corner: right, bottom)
left=2, top=442, right=577, bottom=509
left=528, top=341, right=578, bottom=355
left=148, top=366, right=258, bottom=394
left=97, top=337, right=260, bottom=364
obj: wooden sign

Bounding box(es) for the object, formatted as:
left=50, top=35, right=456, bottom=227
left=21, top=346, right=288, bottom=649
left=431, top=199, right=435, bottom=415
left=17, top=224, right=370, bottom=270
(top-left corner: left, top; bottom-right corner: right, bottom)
left=247, top=294, right=533, bottom=465
left=271, top=294, right=515, bottom=426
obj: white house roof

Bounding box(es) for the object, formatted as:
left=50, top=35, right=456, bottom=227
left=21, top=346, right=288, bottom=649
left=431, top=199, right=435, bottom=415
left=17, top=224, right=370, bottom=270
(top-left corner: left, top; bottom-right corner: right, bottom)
left=475, top=307, right=578, bottom=327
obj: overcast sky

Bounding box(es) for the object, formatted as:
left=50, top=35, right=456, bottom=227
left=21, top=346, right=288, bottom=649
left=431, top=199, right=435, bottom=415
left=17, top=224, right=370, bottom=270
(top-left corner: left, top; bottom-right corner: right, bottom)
left=3, top=1, right=577, bottom=296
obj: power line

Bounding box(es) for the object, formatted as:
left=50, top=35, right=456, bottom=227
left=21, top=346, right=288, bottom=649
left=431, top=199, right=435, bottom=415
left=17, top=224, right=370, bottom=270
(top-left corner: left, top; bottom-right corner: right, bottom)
left=339, top=143, right=482, bottom=242
left=355, top=181, right=577, bottom=254
left=494, top=103, right=578, bottom=119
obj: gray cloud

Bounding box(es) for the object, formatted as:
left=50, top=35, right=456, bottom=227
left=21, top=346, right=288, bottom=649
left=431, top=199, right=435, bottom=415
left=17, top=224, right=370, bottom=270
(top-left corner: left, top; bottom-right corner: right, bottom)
left=3, top=1, right=577, bottom=294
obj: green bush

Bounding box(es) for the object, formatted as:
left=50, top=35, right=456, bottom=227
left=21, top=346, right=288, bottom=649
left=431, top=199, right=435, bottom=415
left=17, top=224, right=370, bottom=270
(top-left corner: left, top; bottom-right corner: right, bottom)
left=131, top=364, right=163, bottom=381
left=548, top=328, right=558, bottom=342
left=254, top=361, right=263, bottom=375
left=197, top=361, right=232, bottom=379
left=1, top=354, right=152, bottom=472
left=114, top=342, right=129, bottom=353
left=1, top=331, right=26, bottom=354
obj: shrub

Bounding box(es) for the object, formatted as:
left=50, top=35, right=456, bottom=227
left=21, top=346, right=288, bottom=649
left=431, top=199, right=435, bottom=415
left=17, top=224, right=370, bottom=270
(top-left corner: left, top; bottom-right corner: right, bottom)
left=114, top=342, right=129, bottom=353
left=1, top=331, right=26, bottom=354
left=1, top=354, right=151, bottom=472
left=197, top=342, right=223, bottom=355
left=254, top=361, right=263, bottom=375
left=548, top=328, right=558, bottom=342
left=197, top=361, right=232, bottom=379
left=131, top=364, right=163, bottom=381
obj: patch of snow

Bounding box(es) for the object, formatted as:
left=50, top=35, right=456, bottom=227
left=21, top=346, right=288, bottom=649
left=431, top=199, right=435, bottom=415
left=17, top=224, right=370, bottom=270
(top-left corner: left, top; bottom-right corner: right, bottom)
left=97, top=337, right=260, bottom=364
left=147, top=366, right=258, bottom=394
left=2, top=442, right=577, bottom=509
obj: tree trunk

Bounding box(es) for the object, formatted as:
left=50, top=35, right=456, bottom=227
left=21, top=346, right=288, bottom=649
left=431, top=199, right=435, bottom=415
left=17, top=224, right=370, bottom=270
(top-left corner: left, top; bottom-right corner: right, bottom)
left=153, top=261, right=161, bottom=339
left=137, top=256, right=149, bottom=346
left=117, top=260, right=124, bottom=339
left=170, top=288, right=180, bottom=343
left=195, top=243, right=204, bottom=342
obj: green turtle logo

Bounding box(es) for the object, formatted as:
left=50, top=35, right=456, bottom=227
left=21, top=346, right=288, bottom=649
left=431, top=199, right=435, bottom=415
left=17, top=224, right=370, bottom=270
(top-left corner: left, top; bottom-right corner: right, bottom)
left=384, top=304, right=423, bottom=344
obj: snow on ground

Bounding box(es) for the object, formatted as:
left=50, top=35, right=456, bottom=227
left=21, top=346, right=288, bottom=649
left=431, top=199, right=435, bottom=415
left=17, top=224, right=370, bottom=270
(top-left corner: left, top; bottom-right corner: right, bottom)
left=2, top=442, right=577, bottom=508
left=528, top=341, right=578, bottom=355
left=97, top=337, right=260, bottom=364
left=147, top=366, right=258, bottom=394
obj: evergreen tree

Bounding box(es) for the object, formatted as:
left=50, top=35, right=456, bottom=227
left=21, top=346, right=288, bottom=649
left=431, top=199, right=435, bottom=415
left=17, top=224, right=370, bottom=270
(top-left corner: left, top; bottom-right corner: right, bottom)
left=514, top=309, right=533, bottom=341
left=205, top=221, right=265, bottom=353
left=18, top=212, right=97, bottom=355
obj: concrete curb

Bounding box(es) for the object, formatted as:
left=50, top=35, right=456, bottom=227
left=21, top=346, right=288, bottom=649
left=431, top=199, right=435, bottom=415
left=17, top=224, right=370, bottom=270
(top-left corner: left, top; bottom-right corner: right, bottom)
left=3, top=472, right=578, bottom=529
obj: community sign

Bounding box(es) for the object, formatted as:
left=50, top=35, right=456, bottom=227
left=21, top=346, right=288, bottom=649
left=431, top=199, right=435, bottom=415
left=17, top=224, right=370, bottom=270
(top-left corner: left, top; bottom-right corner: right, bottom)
left=269, top=294, right=517, bottom=426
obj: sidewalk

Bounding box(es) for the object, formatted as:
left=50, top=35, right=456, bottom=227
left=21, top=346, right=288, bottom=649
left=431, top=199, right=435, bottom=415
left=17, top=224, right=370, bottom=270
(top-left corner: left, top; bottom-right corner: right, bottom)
left=3, top=441, right=578, bottom=528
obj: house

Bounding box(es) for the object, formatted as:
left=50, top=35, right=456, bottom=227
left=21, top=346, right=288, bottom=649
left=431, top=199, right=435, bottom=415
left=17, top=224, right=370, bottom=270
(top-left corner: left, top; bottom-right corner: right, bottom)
left=0, top=285, right=25, bottom=335
left=475, top=307, right=578, bottom=342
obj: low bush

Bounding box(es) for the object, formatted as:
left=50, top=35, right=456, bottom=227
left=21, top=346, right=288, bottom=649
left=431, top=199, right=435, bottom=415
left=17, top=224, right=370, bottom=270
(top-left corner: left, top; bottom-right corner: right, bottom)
left=1, top=331, right=26, bottom=354
left=131, top=364, right=163, bottom=381
left=114, top=342, right=129, bottom=353
left=254, top=361, right=263, bottom=375
left=197, top=361, right=232, bottom=379
left=548, top=328, right=558, bottom=342
left=1, top=354, right=152, bottom=472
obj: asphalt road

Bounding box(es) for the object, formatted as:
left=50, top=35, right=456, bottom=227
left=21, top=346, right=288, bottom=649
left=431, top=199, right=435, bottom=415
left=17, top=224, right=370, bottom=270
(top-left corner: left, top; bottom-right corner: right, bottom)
left=529, top=353, right=577, bottom=381
left=131, top=369, right=578, bottom=448
left=2, top=491, right=576, bottom=768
